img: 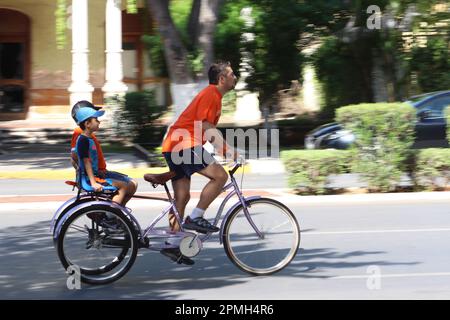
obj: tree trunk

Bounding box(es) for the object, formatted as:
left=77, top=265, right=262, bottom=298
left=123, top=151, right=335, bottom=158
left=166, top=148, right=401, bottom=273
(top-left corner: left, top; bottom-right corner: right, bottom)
left=147, top=0, right=200, bottom=122
left=371, top=49, right=389, bottom=102
left=146, top=0, right=193, bottom=84
left=187, top=0, right=201, bottom=47
left=197, top=0, right=223, bottom=79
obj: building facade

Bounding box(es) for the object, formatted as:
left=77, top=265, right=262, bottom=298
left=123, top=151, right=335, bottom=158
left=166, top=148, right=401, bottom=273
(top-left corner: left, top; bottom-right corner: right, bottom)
left=0, top=0, right=169, bottom=120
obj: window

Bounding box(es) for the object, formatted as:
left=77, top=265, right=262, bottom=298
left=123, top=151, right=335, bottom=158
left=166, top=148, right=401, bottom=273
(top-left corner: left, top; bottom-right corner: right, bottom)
left=418, top=95, right=450, bottom=118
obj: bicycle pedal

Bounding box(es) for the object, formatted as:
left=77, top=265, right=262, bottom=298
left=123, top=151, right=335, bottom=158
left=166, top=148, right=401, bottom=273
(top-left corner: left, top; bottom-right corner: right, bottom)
left=138, top=237, right=150, bottom=248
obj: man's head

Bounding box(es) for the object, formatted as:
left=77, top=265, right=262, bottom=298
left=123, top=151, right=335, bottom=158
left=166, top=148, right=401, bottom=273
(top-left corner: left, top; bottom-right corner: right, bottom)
left=71, top=100, right=102, bottom=124
left=75, top=107, right=105, bottom=131
left=208, top=61, right=237, bottom=94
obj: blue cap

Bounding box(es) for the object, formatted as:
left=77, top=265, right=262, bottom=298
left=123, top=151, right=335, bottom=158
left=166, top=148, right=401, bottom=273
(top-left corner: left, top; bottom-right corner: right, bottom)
left=75, top=108, right=105, bottom=124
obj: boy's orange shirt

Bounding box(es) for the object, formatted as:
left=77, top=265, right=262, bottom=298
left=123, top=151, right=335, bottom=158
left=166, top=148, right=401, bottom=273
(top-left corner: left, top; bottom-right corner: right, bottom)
left=71, top=127, right=107, bottom=171
left=162, top=85, right=222, bottom=153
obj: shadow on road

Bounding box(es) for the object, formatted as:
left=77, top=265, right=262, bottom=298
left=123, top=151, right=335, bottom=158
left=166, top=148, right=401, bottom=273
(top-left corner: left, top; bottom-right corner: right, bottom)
left=0, top=221, right=420, bottom=299
left=0, top=154, right=71, bottom=170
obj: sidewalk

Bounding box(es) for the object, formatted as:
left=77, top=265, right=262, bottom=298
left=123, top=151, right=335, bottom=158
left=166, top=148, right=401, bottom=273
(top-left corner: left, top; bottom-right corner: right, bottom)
left=0, top=151, right=282, bottom=180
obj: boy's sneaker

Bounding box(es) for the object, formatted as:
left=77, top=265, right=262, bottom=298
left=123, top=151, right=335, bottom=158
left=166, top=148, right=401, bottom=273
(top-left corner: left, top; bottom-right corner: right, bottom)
left=98, top=216, right=124, bottom=235
left=160, top=248, right=195, bottom=265
left=182, top=216, right=219, bottom=234
left=87, top=212, right=106, bottom=223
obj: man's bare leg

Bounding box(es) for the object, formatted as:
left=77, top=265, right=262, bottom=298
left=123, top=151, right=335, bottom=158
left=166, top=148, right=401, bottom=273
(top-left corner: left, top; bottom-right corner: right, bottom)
left=169, top=177, right=191, bottom=231
left=196, top=163, right=228, bottom=210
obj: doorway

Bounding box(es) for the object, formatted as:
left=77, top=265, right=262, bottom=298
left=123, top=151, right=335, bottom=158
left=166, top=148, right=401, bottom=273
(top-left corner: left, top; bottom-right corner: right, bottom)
left=0, top=8, right=30, bottom=120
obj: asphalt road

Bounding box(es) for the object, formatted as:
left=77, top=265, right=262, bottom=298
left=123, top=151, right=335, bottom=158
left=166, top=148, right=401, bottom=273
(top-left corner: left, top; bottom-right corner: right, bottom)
left=0, top=173, right=288, bottom=196
left=1, top=192, right=449, bottom=300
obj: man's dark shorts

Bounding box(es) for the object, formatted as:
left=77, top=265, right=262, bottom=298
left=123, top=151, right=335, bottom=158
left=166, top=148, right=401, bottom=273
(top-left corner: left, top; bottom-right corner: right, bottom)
left=163, top=146, right=216, bottom=181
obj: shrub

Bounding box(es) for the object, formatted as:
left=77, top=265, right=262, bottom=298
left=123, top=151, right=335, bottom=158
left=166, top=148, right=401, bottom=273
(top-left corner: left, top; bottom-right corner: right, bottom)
left=336, top=103, right=416, bottom=192
left=413, top=148, right=450, bottom=191
left=107, top=90, right=165, bottom=144
left=281, top=149, right=351, bottom=195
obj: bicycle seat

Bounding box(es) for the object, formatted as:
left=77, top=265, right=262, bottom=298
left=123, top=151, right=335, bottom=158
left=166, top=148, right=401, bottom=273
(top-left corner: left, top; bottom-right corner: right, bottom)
left=79, top=174, right=117, bottom=193
left=144, top=171, right=176, bottom=185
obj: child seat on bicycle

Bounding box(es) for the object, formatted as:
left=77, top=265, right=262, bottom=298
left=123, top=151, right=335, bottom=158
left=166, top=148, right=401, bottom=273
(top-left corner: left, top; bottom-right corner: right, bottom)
left=73, top=141, right=117, bottom=193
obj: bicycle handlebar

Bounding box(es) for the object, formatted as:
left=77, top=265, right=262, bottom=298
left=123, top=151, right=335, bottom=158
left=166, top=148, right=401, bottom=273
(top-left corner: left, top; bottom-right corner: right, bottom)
left=228, top=157, right=245, bottom=176
left=229, top=163, right=241, bottom=176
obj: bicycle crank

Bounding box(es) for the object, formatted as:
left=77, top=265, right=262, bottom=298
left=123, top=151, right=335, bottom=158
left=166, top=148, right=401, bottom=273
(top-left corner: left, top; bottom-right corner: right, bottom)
left=179, top=233, right=202, bottom=258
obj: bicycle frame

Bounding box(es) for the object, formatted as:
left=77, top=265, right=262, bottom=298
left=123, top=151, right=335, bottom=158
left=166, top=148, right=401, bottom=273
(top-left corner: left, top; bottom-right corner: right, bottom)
left=51, top=163, right=263, bottom=249
left=138, top=167, right=263, bottom=247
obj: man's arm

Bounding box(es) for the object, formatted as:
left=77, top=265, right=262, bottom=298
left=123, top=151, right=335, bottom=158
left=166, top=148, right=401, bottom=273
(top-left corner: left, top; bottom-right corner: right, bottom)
left=202, top=121, right=238, bottom=160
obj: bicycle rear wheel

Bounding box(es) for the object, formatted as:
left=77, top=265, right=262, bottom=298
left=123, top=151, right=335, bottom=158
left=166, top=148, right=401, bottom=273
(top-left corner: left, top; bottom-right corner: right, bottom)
left=56, top=204, right=138, bottom=285
left=223, top=198, right=300, bottom=275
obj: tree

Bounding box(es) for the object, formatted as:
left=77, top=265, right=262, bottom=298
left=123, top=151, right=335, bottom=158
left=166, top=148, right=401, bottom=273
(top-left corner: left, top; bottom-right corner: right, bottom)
left=146, top=0, right=193, bottom=84
left=238, top=0, right=349, bottom=107
left=312, top=0, right=450, bottom=117
left=146, top=0, right=224, bottom=117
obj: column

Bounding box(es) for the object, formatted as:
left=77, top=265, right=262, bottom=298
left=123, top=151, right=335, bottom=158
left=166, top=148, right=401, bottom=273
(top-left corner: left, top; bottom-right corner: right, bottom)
left=234, top=7, right=261, bottom=125
left=68, top=0, right=94, bottom=107
left=102, top=0, right=128, bottom=97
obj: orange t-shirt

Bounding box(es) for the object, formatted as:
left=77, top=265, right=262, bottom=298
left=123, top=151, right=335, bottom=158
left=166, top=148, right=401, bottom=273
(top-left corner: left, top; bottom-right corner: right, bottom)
left=162, top=85, right=222, bottom=152
left=71, top=127, right=107, bottom=171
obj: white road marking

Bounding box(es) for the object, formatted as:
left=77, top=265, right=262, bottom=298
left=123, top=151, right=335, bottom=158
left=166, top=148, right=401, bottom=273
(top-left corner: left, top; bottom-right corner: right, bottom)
left=304, top=228, right=450, bottom=235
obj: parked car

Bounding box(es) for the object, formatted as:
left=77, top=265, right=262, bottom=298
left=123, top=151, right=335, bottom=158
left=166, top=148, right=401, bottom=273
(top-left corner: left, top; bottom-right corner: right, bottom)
left=304, top=90, right=450, bottom=149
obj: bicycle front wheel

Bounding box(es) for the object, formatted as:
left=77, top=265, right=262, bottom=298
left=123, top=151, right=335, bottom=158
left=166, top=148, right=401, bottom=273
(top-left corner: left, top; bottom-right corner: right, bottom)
left=223, top=198, right=300, bottom=275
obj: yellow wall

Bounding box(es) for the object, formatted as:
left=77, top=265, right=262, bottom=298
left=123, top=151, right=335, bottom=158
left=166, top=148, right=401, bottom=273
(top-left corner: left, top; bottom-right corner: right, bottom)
left=0, top=0, right=106, bottom=89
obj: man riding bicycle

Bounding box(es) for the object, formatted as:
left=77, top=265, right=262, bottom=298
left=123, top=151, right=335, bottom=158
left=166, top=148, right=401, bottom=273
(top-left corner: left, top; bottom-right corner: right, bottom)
left=160, top=61, right=239, bottom=264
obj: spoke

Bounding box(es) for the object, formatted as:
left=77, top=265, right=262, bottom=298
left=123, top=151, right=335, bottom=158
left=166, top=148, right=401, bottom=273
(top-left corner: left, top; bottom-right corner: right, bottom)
left=268, top=220, right=290, bottom=233
left=69, top=224, right=89, bottom=234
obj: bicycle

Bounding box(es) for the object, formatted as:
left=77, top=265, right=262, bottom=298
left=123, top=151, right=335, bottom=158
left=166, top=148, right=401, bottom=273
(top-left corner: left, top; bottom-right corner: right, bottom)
left=51, top=161, right=301, bottom=285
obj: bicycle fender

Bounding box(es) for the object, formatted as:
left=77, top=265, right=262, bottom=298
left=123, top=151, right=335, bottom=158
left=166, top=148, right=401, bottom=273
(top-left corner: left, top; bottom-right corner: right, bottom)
left=50, top=196, right=78, bottom=233
left=53, top=200, right=135, bottom=240
left=49, top=194, right=111, bottom=234
left=219, top=196, right=261, bottom=245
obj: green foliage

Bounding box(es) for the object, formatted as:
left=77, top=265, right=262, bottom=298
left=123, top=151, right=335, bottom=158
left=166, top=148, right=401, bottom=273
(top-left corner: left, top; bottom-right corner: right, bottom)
left=214, top=0, right=248, bottom=79
left=410, top=37, right=450, bottom=93
left=55, top=0, right=67, bottom=50
left=169, top=0, right=193, bottom=45
left=107, top=91, right=165, bottom=144
left=126, top=0, right=138, bottom=14
left=311, top=0, right=450, bottom=116
left=281, top=149, right=351, bottom=195
left=336, top=103, right=417, bottom=192
left=413, top=148, right=450, bottom=191
left=221, top=90, right=237, bottom=115
left=142, top=34, right=168, bottom=77
left=245, top=0, right=305, bottom=103
left=312, top=36, right=373, bottom=118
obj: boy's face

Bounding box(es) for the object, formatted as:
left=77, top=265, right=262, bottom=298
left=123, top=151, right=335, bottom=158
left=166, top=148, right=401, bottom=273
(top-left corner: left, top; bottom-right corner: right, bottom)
left=85, top=117, right=100, bottom=131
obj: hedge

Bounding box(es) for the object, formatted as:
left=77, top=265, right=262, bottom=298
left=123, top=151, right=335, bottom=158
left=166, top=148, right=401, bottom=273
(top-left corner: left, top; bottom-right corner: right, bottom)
left=281, top=150, right=351, bottom=195
left=413, top=148, right=450, bottom=191
left=336, top=103, right=416, bottom=192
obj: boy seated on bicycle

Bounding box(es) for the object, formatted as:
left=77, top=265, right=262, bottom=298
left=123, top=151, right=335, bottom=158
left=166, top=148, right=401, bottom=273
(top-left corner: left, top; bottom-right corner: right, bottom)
left=73, top=104, right=136, bottom=206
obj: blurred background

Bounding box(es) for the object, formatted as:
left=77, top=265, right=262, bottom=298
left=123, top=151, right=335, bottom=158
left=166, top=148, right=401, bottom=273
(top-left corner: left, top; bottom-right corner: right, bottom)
left=0, top=0, right=448, bottom=192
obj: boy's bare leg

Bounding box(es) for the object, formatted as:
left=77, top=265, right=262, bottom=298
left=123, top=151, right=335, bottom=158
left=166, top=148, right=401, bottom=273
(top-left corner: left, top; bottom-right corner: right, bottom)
left=122, top=180, right=138, bottom=206
left=169, top=177, right=191, bottom=231
left=196, top=163, right=228, bottom=210
left=112, top=180, right=129, bottom=205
